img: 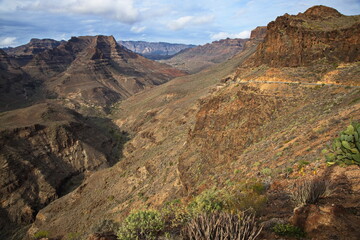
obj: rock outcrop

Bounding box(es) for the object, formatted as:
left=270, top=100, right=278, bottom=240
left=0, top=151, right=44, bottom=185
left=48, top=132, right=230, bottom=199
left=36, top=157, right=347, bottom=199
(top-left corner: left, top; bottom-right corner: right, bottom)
left=248, top=5, right=360, bottom=67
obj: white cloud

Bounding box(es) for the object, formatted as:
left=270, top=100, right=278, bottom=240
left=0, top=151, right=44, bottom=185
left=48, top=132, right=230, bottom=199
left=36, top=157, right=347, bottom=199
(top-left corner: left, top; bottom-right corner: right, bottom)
left=1, top=0, right=140, bottom=24
left=0, top=37, right=17, bottom=47
left=130, top=26, right=146, bottom=33
left=168, top=15, right=214, bottom=31
left=210, top=30, right=251, bottom=40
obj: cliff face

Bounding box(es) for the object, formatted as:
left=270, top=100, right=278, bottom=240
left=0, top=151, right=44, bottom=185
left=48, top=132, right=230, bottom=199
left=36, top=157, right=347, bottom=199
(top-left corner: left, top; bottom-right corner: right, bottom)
left=161, top=38, right=249, bottom=73
left=0, top=103, right=125, bottom=237
left=249, top=5, right=360, bottom=67
left=118, top=41, right=196, bottom=60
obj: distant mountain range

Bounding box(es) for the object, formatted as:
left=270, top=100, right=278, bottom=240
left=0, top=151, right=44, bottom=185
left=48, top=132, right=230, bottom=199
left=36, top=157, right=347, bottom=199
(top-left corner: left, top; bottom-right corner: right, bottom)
left=160, top=28, right=267, bottom=73
left=118, top=41, right=196, bottom=60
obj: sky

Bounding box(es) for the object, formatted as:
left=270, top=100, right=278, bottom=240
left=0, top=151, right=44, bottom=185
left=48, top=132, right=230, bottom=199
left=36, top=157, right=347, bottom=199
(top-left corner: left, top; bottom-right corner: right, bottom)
left=0, top=0, right=359, bottom=47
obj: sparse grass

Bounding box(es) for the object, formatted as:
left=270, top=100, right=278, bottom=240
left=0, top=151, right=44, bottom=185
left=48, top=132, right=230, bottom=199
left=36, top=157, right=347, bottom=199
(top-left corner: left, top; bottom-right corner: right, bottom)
left=66, top=232, right=81, bottom=240
left=33, top=230, right=49, bottom=239
left=297, top=160, right=310, bottom=170
left=261, top=168, right=272, bottom=176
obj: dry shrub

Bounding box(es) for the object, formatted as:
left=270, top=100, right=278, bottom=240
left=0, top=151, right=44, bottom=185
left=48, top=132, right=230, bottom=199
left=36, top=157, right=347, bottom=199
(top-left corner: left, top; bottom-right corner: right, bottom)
left=182, top=211, right=262, bottom=240
left=290, top=177, right=332, bottom=207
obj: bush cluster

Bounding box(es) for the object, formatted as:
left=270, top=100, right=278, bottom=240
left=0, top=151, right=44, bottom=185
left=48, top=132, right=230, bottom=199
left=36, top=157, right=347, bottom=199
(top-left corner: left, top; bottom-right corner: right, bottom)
left=117, top=210, right=164, bottom=240
left=116, top=181, right=267, bottom=239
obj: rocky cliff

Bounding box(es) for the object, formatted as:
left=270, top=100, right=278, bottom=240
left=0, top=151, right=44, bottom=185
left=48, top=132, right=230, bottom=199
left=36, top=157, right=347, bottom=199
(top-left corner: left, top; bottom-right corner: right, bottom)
left=118, top=41, right=196, bottom=60
left=248, top=5, right=360, bottom=67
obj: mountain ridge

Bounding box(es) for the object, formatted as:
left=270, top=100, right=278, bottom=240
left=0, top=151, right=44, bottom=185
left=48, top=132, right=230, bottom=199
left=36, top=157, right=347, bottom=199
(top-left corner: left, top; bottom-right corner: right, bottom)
left=118, top=41, right=196, bottom=60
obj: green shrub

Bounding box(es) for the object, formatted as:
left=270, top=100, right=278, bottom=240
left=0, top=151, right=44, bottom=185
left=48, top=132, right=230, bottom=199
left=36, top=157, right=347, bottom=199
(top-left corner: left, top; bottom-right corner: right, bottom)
left=325, top=122, right=360, bottom=166
left=33, top=230, right=49, bottom=239
left=224, top=190, right=267, bottom=215
left=224, top=181, right=267, bottom=214
left=117, top=210, right=165, bottom=240
left=161, top=199, right=189, bottom=228
left=273, top=223, right=305, bottom=238
left=187, top=188, right=224, bottom=216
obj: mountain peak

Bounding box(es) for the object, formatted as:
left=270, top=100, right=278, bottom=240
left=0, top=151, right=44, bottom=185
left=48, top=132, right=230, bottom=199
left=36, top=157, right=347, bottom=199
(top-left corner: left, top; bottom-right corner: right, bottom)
left=302, top=5, right=343, bottom=19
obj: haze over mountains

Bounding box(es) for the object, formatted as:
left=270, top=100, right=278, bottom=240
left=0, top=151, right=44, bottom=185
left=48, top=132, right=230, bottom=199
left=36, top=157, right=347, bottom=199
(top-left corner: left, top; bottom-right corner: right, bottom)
left=1, top=5, right=360, bottom=240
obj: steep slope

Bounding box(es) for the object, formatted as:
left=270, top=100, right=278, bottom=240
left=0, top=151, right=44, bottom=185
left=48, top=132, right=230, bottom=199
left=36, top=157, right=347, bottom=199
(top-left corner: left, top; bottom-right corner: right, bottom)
left=3, top=38, right=64, bottom=66
left=118, top=41, right=196, bottom=60
left=0, top=102, right=127, bottom=239
left=0, top=50, right=41, bottom=112
left=23, top=36, right=186, bottom=108
left=161, top=38, right=249, bottom=73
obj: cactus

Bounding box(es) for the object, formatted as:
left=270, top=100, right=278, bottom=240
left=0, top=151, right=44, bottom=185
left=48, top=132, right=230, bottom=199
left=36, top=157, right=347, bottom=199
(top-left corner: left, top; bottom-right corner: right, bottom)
left=326, top=122, right=360, bottom=166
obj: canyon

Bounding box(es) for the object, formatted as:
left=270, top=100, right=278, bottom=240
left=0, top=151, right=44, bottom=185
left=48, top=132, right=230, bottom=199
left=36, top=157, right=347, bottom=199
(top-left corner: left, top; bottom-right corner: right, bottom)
left=0, top=5, right=359, bottom=240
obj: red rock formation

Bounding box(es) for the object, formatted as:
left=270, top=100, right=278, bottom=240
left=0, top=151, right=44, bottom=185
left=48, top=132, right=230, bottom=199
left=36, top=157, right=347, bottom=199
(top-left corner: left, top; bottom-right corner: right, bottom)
left=248, top=5, right=360, bottom=67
